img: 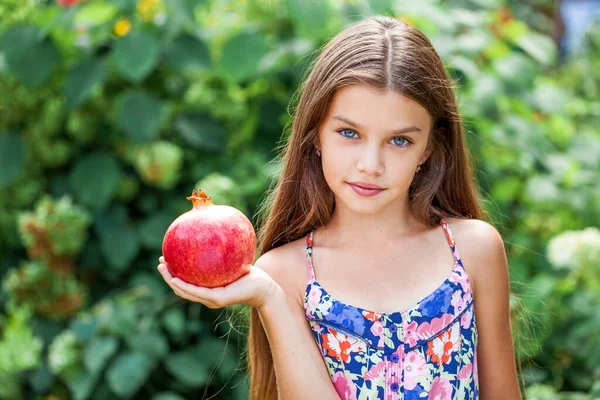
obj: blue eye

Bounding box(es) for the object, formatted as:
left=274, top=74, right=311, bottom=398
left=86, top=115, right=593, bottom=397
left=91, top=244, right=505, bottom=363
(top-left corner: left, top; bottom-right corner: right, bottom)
left=338, top=128, right=357, bottom=139
left=392, top=137, right=409, bottom=147
left=336, top=128, right=412, bottom=148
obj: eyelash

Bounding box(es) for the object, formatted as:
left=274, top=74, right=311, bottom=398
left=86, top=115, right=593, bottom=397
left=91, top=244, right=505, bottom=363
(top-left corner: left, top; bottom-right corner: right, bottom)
left=335, top=128, right=413, bottom=148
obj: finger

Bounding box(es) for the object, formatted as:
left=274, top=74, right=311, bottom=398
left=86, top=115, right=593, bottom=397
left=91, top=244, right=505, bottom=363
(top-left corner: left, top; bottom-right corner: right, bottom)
left=157, top=264, right=174, bottom=283
left=172, top=288, right=196, bottom=302
left=171, top=286, right=219, bottom=308
left=159, top=256, right=165, bottom=264
left=170, top=278, right=223, bottom=305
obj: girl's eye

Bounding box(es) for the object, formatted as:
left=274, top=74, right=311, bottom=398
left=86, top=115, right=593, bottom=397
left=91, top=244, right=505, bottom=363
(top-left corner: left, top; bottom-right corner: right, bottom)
left=336, top=128, right=412, bottom=148
left=338, top=128, right=357, bottom=139
left=391, top=137, right=410, bottom=147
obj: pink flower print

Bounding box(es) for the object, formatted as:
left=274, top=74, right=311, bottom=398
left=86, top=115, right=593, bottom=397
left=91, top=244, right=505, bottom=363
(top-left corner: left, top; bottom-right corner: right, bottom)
left=332, top=371, right=357, bottom=400
left=454, top=268, right=472, bottom=294
left=452, top=247, right=461, bottom=262
left=364, top=360, right=386, bottom=380
left=317, top=296, right=333, bottom=315
left=306, top=286, right=322, bottom=317
left=461, top=307, right=472, bottom=329
left=416, top=313, right=454, bottom=340
left=370, top=320, right=385, bottom=348
left=457, top=362, right=473, bottom=380
left=312, top=322, right=323, bottom=333
left=404, top=351, right=427, bottom=390
left=451, top=291, right=466, bottom=313
left=428, top=376, right=453, bottom=399
left=473, top=348, right=479, bottom=382
left=385, top=393, right=398, bottom=400
left=404, top=320, right=419, bottom=347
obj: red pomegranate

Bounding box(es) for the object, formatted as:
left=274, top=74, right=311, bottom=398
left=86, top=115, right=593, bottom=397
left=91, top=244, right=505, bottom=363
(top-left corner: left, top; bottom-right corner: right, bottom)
left=162, top=189, right=256, bottom=288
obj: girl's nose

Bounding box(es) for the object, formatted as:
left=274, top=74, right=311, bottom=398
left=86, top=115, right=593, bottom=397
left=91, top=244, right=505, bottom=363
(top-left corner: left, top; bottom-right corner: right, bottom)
left=356, top=145, right=384, bottom=176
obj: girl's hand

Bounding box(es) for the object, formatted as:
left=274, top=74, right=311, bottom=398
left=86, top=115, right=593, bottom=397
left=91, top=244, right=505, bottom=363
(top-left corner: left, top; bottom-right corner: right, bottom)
left=157, top=256, right=281, bottom=309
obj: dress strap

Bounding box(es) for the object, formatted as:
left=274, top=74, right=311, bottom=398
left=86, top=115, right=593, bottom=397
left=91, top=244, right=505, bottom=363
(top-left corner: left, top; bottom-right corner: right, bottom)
left=440, top=218, right=463, bottom=266
left=305, top=230, right=316, bottom=284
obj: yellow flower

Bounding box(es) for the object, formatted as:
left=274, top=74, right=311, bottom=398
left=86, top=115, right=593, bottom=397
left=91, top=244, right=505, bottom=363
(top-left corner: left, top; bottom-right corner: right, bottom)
left=398, top=15, right=415, bottom=27
left=114, top=18, right=131, bottom=37
left=137, top=0, right=162, bottom=21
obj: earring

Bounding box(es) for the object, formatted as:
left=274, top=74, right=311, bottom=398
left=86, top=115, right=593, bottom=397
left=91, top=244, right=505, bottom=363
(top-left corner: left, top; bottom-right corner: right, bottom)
left=416, top=164, right=422, bottom=172
left=316, top=149, right=321, bottom=157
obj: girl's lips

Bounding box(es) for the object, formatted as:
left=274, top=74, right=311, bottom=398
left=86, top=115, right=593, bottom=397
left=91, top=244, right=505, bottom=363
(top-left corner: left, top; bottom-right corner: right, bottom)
left=348, top=183, right=385, bottom=197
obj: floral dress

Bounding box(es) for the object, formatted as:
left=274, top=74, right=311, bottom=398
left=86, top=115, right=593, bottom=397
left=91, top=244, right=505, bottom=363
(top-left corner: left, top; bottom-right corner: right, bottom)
left=303, top=219, right=479, bottom=399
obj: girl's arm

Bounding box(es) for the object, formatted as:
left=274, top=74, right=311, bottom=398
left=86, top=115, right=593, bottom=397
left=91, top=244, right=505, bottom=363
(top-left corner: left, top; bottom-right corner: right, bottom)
left=256, top=286, right=341, bottom=399
left=157, top=254, right=340, bottom=400
left=256, top=253, right=341, bottom=400
left=458, top=219, right=523, bottom=399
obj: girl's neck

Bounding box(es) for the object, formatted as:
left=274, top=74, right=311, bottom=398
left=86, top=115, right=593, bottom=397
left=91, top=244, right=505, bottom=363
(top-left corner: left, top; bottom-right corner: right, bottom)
left=320, top=200, right=430, bottom=248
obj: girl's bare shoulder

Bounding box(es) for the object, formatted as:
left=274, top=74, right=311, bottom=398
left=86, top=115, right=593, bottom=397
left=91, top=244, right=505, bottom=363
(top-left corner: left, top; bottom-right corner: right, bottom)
left=445, top=217, right=508, bottom=294
left=254, top=235, right=311, bottom=307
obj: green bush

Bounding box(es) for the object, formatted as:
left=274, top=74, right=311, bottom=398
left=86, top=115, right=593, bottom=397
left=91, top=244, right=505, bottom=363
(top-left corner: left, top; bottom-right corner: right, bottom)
left=0, top=0, right=598, bottom=398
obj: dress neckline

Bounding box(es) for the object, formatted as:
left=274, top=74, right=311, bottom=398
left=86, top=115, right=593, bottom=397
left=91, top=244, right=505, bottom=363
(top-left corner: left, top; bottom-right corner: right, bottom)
left=305, top=218, right=465, bottom=318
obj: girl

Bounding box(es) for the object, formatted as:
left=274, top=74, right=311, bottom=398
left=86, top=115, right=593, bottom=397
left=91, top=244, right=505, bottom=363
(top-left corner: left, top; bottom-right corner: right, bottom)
left=158, top=15, right=522, bottom=400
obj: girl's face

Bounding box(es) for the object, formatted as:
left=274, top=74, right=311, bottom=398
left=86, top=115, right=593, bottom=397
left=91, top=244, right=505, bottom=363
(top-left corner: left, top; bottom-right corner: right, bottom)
left=317, top=84, right=433, bottom=215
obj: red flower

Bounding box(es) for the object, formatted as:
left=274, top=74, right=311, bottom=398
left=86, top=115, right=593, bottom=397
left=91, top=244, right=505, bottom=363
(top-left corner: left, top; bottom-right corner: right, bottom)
left=57, top=0, right=82, bottom=8
left=321, top=328, right=366, bottom=363
left=362, top=310, right=382, bottom=322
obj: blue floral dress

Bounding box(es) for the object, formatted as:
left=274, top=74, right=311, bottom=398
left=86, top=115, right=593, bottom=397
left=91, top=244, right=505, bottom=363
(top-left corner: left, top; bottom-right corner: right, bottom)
left=303, top=219, right=479, bottom=399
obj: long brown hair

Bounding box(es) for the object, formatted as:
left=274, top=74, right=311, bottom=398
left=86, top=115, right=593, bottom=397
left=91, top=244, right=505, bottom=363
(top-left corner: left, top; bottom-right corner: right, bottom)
left=246, top=15, right=488, bottom=399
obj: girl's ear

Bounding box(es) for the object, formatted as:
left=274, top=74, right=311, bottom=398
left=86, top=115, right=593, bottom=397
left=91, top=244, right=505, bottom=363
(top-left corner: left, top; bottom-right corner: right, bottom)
left=420, top=147, right=432, bottom=165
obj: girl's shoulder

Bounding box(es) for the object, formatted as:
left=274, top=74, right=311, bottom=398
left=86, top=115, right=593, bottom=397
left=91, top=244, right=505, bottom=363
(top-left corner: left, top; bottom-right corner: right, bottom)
left=445, top=217, right=507, bottom=296
left=254, top=235, right=311, bottom=308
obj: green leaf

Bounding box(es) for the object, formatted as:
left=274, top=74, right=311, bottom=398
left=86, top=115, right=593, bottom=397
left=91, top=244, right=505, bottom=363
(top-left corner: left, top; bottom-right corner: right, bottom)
left=100, top=225, right=140, bottom=271
left=106, top=352, right=153, bottom=399
left=75, top=2, right=118, bottom=27
left=65, top=369, right=98, bottom=400
left=493, top=53, right=537, bottom=89
left=160, top=309, right=186, bottom=337
left=115, top=90, right=165, bottom=142
left=0, top=25, right=60, bottom=88
left=138, top=212, right=174, bottom=249
left=103, top=303, right=137, bottom=337
left=174, top=112, right=227, bottom=153
left=163, top=0, right=203, bottom=29
left=28, top=363, right=55, bottom=394
left=196, top=337, right=239, bottom=378
left=219, top=32, right=269, bottom=83
left=125, top=330, right=168, bottom=362
left=152, top=393, right=186, bottom=400
left=114, top=31, right=160, bottom=83
left=84, top=336, right=119, bottom=374
left=164, top=348, right=209, bottom=387
left=516, top=32, right=557, bottom=66
left=286, top=0, right=334, bottom=40
left=65, top=57, right=108, bottom=111
left=162, top=33, right=211, bottom=74
left=69, top=152, right=121, bottom=208
left=366, top=0, right=394, bottom=14
left=525, top=176, right=559, bottom=203
left=69, top=317, right=98, bottom=342
left=0, top=132, right=26, bottom=189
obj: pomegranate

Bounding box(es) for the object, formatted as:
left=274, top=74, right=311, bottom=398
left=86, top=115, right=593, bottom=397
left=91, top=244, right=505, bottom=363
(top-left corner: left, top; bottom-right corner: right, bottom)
left=161, top=189, right=256, bottom=288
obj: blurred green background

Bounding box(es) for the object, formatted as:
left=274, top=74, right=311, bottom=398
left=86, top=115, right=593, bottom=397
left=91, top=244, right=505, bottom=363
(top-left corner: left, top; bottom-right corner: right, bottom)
left=0, top=0, right=599, bottom=399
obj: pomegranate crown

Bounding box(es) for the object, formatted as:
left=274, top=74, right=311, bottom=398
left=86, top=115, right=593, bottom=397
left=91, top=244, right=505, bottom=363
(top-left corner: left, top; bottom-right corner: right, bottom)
left=186, top=189, right=213, bottom=207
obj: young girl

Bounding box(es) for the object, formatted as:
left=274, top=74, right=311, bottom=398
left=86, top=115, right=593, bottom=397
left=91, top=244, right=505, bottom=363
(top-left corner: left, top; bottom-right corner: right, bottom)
left=157, top=15, right=522, bottom=400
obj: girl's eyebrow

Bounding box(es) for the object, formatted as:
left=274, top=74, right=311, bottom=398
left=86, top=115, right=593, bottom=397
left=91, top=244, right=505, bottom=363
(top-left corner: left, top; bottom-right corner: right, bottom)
left=331, top=114, right=422, bottom=134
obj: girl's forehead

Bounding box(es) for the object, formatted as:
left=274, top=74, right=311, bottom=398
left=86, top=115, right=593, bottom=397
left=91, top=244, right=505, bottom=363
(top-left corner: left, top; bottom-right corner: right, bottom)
left=324, top=85, right=432, bottom=129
